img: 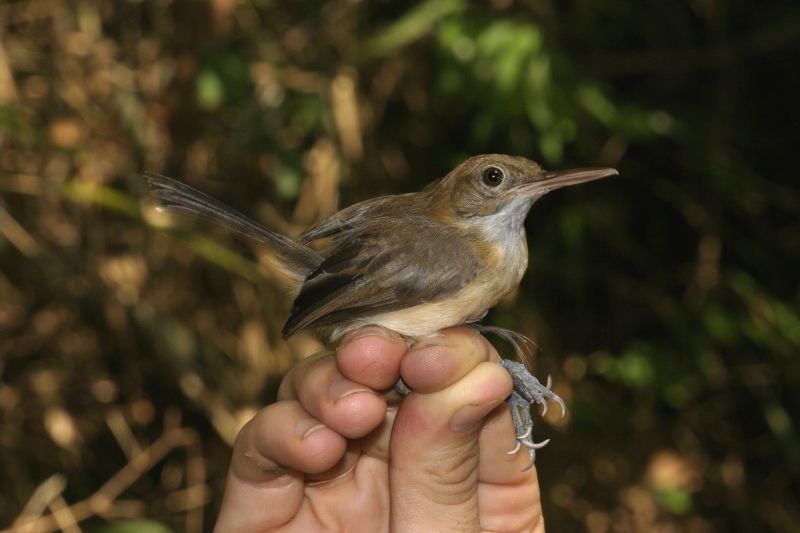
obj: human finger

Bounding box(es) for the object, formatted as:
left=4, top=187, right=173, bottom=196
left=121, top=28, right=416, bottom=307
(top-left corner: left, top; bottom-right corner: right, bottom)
left=278, top=351, right=387, bottom=440
left=400, top=326, right=500, bottom=394
left=215, top=400, right=348, bottom=532
left=337, top=326, right=408, bottom=390
left=389, top=331, right=513, bottom=532
left=476, top=403, right=545, bottom=533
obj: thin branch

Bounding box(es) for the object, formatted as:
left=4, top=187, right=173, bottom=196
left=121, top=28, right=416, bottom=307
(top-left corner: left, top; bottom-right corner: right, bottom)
left=3, top=428, right=204, bottom=533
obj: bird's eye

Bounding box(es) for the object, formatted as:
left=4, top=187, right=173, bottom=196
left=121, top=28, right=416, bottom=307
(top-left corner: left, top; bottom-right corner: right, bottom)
left=482, top=167, right=504, bottom=187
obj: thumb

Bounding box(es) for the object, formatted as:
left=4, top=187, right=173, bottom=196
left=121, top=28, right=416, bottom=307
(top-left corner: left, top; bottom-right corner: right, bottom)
left=389, top=344, right=512, bottom=533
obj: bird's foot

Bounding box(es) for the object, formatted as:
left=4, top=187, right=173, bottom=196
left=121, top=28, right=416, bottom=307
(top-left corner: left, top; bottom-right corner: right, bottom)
left=497, top=360, right=566, bottom=471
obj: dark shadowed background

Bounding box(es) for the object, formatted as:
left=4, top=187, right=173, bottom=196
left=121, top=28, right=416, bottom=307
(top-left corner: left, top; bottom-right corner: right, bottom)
left=1, top=0, right=799, bottom=531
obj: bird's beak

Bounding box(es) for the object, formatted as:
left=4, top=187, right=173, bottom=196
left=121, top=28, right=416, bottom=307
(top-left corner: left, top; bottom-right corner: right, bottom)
left=517, top=167, right=618, bottom=196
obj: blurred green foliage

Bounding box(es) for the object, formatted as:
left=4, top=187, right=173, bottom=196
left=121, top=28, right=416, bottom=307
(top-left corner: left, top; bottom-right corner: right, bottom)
left=0, top=0, right=799, bottom=531
left=94, top=520, right=176, bottom=533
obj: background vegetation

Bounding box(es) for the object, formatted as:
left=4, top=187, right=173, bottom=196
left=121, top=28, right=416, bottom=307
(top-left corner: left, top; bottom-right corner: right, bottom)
left=1, top=0, right=799, bottom=531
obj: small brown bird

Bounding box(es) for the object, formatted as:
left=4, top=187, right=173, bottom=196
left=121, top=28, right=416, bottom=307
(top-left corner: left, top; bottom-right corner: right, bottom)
left=147, top=154, right=617, bottom=469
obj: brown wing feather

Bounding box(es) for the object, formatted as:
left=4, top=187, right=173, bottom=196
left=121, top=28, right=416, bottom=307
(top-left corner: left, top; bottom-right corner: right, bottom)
left=296, top=194, right=412, bottom=245
left=282, top=222, right=481, bottom=338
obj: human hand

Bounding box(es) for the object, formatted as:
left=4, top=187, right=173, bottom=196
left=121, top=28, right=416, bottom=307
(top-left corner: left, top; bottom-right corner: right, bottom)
left=214, top=326, right=545, bottom=533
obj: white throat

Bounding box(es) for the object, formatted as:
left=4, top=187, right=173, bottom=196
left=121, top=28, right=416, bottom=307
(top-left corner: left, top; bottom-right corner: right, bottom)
left=475, top=194, right=540, bottom=247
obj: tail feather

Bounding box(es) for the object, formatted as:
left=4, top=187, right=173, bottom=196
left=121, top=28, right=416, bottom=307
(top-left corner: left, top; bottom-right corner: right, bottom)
left=145, top=173, right=322, bottom=278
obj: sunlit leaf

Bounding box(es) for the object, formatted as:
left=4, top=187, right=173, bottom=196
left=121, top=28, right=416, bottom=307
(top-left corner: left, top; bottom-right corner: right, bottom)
left=196, top=69, right=225, bottom=111
left=368, top=0, right=465, bottom=56
left=577, top=85, right=617, bottom=125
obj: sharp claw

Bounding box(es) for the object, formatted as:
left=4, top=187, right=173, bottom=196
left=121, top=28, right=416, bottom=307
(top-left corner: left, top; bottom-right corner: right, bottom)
left=557, top=397, right=566, bottom=419
left=546, top=375, right=553, bottom=390
left=508, top=426, right=534, bottom=455
left=520, top=438, right=550, bottom=450
left=541, top=401, right=548, bottom=417
left=521, top=450, right=536, bottom=472
left=518, top=438, right=549, bottom=471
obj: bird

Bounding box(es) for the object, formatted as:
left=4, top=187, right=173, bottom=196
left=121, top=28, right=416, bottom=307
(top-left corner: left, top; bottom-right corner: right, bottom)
left=146, top=154, right=617, bottom=469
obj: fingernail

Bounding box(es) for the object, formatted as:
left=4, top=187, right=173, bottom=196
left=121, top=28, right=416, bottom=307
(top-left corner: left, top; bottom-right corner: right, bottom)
left=450, top=400, right=503, bottom=431
left=329, top=376, right=374, bottom=403
left=411, top=333, right=450, bottom=350
left=339, top=326, right=397, bottom=348
left=296, top=416, right=327, bottom=439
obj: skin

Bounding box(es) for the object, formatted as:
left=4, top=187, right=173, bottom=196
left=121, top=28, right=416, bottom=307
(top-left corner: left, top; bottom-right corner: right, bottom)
left=214, top=326, right=545, bottom=533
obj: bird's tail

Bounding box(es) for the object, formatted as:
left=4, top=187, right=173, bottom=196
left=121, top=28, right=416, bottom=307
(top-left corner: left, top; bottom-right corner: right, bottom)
left=145, top=173, right=323, bottom=282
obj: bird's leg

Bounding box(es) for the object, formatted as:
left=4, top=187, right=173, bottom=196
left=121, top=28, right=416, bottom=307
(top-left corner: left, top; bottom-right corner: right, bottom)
left=394, top=377, right=413, bottom=395
left=497, top=359, right=566, bottom=471
left=394, top=335, right=416, bottom=395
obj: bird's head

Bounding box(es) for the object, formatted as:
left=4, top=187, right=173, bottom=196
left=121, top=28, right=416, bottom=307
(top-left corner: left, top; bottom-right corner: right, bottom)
left=430, top=154, right=617, bottom=222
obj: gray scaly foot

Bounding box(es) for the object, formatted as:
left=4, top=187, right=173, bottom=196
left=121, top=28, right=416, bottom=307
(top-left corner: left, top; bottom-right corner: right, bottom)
left=497, top=359, right=566, bottom=471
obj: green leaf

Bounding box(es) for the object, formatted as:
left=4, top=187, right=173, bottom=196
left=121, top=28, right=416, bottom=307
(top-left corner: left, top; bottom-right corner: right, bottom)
left=368, top=0, right=465, bottom=56
left=196, top=69, right=225, bottom=111
left=62, top=182, right=260, bottom=282
left=605, top=347, right=655, bottom=388
left=577, top=85, right=617, bottom=125
left=654, top=489, right=693, bottom=515
left=62, top=181, right=141, bottom=218
left=703, top=305, right=738, bottom=344
left=474, top=21, right=542, bottom=94
left=93, top=519, right=176, bottom=533
left=275, top=165, right=301, bottom=200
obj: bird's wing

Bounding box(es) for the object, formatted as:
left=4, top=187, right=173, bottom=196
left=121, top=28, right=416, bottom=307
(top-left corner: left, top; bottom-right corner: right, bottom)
left=282, top=225, right=481, bottom=338
left=296, top=195, right=410, bottom=245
